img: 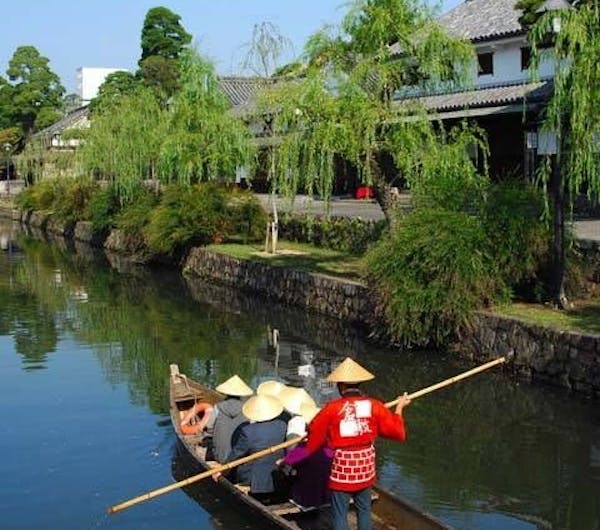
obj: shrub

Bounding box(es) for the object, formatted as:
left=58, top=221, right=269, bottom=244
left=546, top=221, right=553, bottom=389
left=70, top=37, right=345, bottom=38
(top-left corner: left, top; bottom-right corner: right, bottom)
left=279, top=213, right=386, bottom=254
left=226, top=188, right=268, bottom=243
left=144, top=183, right=230, bottom=255
left=366, top=209, right=503, bottom=347
left=51, top=177, right=96, bottom=224
left=482, top=181, right=550, bottom=290
left=85, top=185, right=121, bottom=234
left=114, top=186, right=159, bottom=238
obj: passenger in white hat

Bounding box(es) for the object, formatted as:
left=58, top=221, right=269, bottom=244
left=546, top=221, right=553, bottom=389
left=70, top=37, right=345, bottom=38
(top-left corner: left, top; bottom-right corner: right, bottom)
left=278, top=385, right=317, bottom=440
left=216, top=394, right=288, bottom=502
left=180, top=375, right=253, bottom=463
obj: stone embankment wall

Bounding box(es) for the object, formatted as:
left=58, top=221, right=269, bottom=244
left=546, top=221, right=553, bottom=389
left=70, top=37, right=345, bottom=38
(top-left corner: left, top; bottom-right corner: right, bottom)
left=460, top=313, right=600, bottom=396
left=184, top=247, right=374, bottom=325
left=3, top=206, right=600, bottom=398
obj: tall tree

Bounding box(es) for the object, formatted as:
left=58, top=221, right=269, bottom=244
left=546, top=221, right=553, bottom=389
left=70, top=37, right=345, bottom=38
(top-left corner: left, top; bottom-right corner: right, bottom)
left=90, top=70, right=139, bottom=114
left=6, top=45, right=65, bottom=136
left=140, top=6, right=192, bottom=62
left=138, top=7, right=191, bottom=96
left=256, top=0, right=476, bottom=219
left=529, top=3, right=600, bottom=307
left=159, top=49, right=255, bottom=184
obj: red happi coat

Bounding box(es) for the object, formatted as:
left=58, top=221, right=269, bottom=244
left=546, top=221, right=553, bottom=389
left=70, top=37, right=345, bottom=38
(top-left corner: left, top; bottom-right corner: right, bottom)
left=304, top=393, right=407, bottom=492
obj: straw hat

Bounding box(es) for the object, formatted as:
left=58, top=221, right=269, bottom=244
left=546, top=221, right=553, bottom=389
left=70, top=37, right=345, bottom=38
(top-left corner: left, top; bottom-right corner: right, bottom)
left=279, top=386, right=317, bottom=416
left=256, top=380, right=285, bottom=398
left=326, top=357, right=375, bottom=383
left=299, top=402, right=320, bottom=424
left=242, top=394, right=284, bottom=422
left=215, top=375, right=253, bottom=397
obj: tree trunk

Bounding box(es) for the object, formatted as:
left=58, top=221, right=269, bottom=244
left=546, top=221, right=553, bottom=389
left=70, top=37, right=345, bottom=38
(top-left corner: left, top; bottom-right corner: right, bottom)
left=369, top=156, right=403, bottom=226
left=549, top=154, right=569, bottom=309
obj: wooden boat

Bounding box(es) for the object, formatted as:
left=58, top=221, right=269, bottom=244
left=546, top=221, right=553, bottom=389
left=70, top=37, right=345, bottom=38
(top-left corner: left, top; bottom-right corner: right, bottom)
left=169, top=364, right=454, bottom=530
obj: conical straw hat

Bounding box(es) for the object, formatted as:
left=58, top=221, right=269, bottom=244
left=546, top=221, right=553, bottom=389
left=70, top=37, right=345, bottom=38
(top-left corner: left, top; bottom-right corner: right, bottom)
left=279, top=386, right=317, bottom=415
left=242, top=394, right=284, bottom=422
left=299, top=402, right=321, bottom=424
left=215, top=375, right=253, bottom=397
left=326, top=357, right=375, bottom=383
left=256, top=380, right=285, bottom=398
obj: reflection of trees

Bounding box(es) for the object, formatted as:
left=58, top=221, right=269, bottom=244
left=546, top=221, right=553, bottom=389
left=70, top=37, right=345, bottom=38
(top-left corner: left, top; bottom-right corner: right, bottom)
left=367, top=352, right=600, bottom=530
left=5, top=233, right=264, bottom=413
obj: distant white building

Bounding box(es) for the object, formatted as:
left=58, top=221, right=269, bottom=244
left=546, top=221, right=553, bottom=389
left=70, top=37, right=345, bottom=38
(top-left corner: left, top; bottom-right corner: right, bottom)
left=77, top=67, right=128, bottom=103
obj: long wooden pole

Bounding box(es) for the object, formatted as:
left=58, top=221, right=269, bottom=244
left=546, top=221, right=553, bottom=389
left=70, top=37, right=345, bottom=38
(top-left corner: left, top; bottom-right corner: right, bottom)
left=107, top=355, right=508, bottom=514
left=385, top=355, right=508, bottom=408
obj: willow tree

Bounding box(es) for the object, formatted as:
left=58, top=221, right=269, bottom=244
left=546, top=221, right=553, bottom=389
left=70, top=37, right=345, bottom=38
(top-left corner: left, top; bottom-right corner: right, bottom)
left=158, top=49, right=256, bottom=185
left=256, top=0, right=477, bottom=220
left=529, top=3, right=600, bottom=307
left=80, top=87, right=165, bottom=203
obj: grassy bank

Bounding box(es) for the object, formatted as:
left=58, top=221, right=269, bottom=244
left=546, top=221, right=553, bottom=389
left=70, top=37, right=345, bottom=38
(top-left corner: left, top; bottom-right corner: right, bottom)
left=496, top=295, right=600, bottom=335
left=206, top=241, right=365, bottom=282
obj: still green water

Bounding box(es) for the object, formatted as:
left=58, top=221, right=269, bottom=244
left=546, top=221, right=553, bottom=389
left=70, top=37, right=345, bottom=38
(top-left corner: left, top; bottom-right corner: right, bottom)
left=1, top=220, right=599, bottom=530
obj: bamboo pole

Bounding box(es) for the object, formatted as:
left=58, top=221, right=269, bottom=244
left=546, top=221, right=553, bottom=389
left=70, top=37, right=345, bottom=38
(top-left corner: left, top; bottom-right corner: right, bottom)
left=107, top=354, right=509, bottom=515
left=385, top=355, right=508, bottom=408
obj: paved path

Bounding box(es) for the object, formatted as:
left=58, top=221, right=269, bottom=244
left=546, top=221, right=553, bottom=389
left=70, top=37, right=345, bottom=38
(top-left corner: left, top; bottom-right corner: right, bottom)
left=257, top=194, right=600, bottom=243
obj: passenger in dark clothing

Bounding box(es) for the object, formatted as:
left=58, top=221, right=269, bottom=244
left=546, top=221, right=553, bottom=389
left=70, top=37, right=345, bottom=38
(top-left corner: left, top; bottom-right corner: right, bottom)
left=180, top=375, right=253, bottom=463
left=215, top=394, right=287, bottom=500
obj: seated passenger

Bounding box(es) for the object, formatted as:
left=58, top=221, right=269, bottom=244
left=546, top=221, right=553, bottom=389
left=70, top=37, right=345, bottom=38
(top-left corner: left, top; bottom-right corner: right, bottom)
left=281, top=402, right=333, bottom=509
left=218, top=394, right=287, bottom=502
left=277, top=385, right=317, bottom=442
left=180, top=375, right=253, bottom=463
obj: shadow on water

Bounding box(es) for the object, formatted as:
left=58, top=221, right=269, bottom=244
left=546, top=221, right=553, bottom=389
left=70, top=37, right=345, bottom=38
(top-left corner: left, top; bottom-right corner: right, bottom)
left=171, top=440, right=281, bottom=530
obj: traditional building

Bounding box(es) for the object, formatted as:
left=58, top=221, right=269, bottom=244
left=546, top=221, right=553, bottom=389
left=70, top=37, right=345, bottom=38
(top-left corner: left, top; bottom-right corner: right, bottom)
left=396, top=0, right=570, bottom=179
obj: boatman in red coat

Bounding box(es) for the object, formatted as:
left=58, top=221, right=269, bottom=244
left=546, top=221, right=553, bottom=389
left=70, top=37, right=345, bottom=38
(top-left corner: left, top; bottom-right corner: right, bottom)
left=303, top=357, right=411, bottom=530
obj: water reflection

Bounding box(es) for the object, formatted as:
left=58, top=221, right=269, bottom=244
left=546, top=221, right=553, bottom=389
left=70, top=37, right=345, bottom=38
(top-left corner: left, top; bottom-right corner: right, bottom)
left=1, top=221, right=599, bottom=530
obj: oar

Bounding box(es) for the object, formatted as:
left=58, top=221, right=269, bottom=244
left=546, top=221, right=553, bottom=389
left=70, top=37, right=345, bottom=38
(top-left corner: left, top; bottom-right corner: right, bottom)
left=107, top=354, right=509, bottom=514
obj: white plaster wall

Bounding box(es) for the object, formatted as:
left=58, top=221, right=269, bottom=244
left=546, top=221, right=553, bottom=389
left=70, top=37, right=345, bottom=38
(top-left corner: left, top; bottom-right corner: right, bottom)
left=473, top=38, right=555, bottom=86
left=77, top=67, right=128, bottom=102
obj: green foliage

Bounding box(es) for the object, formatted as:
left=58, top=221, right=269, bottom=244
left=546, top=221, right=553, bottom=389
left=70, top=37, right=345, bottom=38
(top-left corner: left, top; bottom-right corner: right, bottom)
left=85, top=185, right=121, bottom=233
left=144, top=184, right=230, bottom=254
left=14, top=177, right=96, bottom=224
left=515, top=0, right=545, bottom=27
left=114, top=186, right=159, bottom=237
left=257, top=0, right=476, bottom=204
left=140, top=6, right=192, bottom=62
left=158, top=49, right=256, bottom=184
left=50, top=177, right=96, bottom=224
left=389, top=120, right=488, bottom=212
left=5, top=45, right=65, bottom=136
left=81, top=87, right=165, bottom=203
left=279, top=213, right=386, bottom=254
left=89, top=71, right=139, bottom=114
left=226, top=188, right=268, bottom=242
left=366, top=209, right=501, bottom=346
left=530, top=5, right=600, bottom=209
left=483, top=181, right=550, bottom=287
left=139, top=55, right=180, bottom=98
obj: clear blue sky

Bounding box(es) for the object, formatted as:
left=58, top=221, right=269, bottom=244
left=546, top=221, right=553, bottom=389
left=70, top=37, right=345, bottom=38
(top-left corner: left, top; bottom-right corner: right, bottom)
left=1, top=0, right=461, bottom=94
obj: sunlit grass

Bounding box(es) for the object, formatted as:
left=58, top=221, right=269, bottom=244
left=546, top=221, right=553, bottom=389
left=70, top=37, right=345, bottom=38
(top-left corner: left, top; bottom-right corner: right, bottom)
left=206, top=240, right=365, bottom=282
left=496, top=294, right=600, bottom=335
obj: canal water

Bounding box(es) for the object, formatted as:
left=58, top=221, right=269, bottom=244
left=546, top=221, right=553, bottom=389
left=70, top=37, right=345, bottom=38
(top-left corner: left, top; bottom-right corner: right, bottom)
left=1, top=220, right=599, bottom=530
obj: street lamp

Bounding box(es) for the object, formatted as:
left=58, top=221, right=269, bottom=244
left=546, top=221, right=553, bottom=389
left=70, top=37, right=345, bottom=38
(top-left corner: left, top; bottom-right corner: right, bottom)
left=3, top=142, right=10, bottom=197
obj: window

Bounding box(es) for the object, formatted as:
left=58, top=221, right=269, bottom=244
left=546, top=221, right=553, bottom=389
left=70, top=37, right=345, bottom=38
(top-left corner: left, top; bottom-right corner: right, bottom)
left=521, top=47, right=531, bottom=71
left=477, top=52, right=494, bottom=76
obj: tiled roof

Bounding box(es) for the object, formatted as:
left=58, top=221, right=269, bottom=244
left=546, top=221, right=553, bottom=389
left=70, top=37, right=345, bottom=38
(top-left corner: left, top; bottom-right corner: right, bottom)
left=396, top=79, right=553, bottom=113
left=33, top=105, right=90, bottom=138
left=217, top=76, right=272, bottom=107
left=438, top=0, right=525, bottom=42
